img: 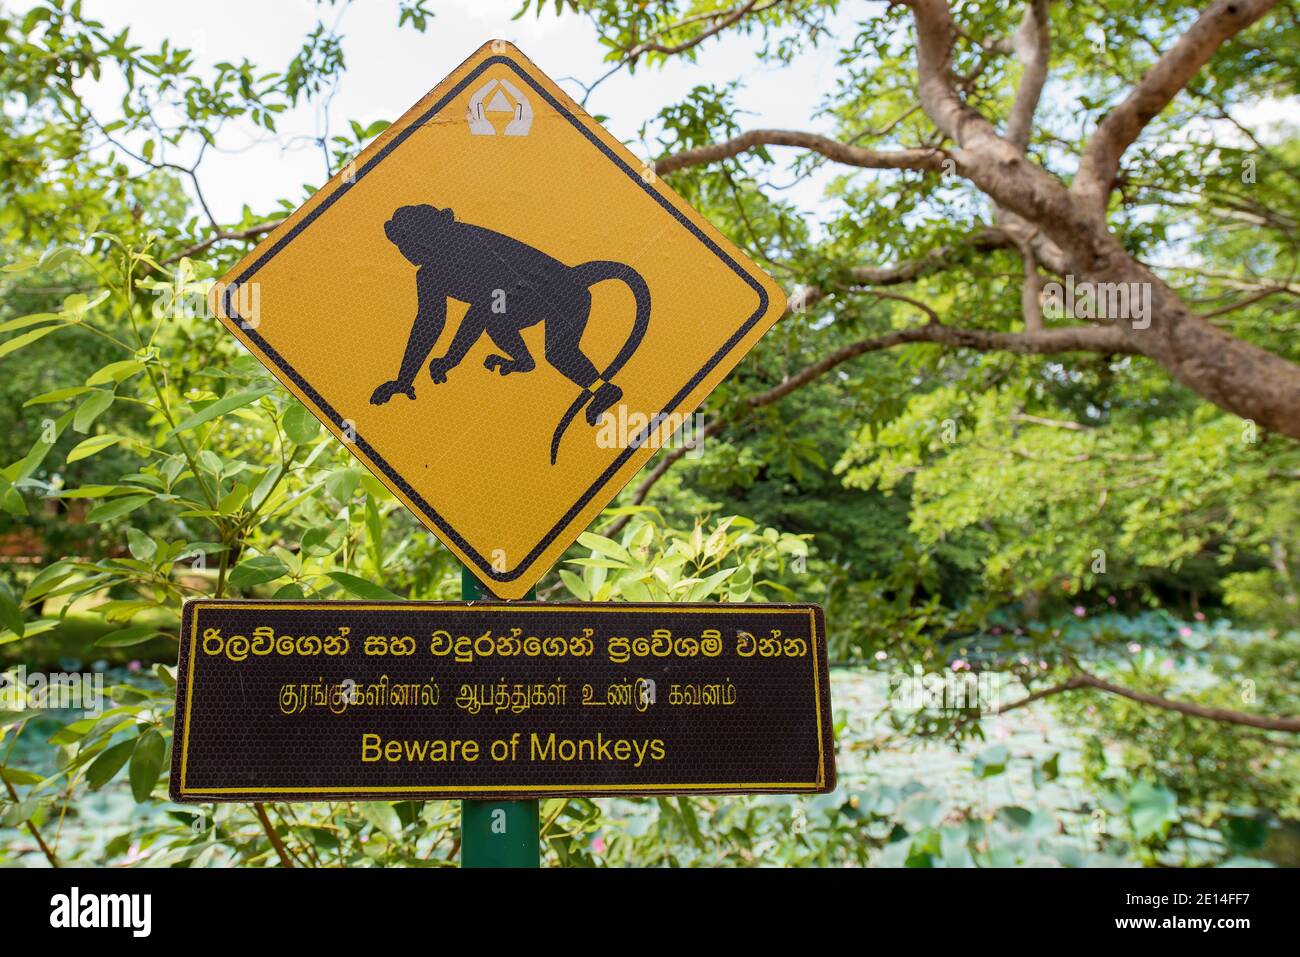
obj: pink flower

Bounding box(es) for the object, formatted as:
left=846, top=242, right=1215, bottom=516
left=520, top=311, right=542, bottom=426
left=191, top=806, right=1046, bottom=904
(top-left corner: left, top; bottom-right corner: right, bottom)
left=1127, top=642, right=1141, bottom=654
left=128, top=660, right=142, bottom=672
left=1073, top=606, right=1086, bottom=618
left=1107, top=595, right=1117, bottom=606
left=951, top=659, right=969, bottom=672
left=1194, top=612, right=1206, bottom=622
left=1179, top=626, right=1193, bottom=638
left=592, top=836, right=606, bottom=854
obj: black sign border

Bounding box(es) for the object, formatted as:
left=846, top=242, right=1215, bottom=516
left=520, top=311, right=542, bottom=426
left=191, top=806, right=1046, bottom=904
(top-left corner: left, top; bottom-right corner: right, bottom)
left=171, top=599, right=833, bottom=801
left=220, top=50, right=772, bottom=587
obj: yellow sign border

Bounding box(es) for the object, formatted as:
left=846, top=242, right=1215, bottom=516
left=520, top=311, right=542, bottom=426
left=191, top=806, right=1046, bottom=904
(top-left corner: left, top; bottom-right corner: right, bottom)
left=173, top=600, right=831, bottom=800
left=209, top=41, right=787, bottom=598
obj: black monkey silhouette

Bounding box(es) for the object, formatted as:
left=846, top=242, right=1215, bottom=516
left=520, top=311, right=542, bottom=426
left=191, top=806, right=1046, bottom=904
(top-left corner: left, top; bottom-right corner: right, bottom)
left=370, top=204, right=651, bottom=464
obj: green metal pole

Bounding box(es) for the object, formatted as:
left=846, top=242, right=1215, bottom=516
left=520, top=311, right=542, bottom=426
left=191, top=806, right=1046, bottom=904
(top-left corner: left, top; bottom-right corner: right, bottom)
left=459, top=565, right=541, bottom=868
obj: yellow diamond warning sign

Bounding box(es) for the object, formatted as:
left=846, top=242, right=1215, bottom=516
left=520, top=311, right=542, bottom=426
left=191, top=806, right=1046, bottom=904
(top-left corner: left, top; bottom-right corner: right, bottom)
left=210, top=40, right=787, bottom=598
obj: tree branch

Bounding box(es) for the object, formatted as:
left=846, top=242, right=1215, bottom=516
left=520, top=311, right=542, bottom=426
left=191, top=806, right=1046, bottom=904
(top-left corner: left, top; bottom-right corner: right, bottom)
left=603, top=317, right=1135, bottom=533
left=162, top=220, right=285, bottom=266
left=626, top=0, right=778, bottom=59
left=847, top=227, right=1015, bottom=285
left=1, top=764, right=60, bottom=867
left=1072, top=0, right=1279, bottom=215
left=1005, top=0, right=1050, bottom=151
left=254, top=802, right=296, bottom=867
left=655, top=129, right=944, bottom=176
left=995, top=668, right=1300, bottom=733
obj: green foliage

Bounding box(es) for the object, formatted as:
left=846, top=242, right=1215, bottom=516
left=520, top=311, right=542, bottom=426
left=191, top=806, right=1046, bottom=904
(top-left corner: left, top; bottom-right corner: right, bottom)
left=0, top=0, right=1296, bottom=868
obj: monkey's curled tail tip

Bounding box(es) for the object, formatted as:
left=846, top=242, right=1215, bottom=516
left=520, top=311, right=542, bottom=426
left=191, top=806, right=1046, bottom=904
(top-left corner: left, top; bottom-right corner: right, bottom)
left=550, top=383, right=623, bottom=465
left=550, top=393, right=588, bottom=466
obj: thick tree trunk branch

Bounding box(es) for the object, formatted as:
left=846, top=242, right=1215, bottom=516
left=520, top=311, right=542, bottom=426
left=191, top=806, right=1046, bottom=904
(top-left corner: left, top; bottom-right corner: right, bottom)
left=655, top=129, right=944, bottom=175
left=1073, top=0, right=1279, bottom=216
left=1005, top=0, right=1050, bottom=151
left=902, top=0, right=1300, bottom=438
left=645, top=0, right=1300, bottom=438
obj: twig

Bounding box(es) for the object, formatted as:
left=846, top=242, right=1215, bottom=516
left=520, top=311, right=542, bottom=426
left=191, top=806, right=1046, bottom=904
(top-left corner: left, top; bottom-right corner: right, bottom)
left=254, top=802, right=296, bottom=867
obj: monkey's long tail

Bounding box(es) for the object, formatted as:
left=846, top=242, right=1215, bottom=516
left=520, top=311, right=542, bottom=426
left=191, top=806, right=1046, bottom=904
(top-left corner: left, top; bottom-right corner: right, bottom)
left=550, top=260, right=652, bottom=465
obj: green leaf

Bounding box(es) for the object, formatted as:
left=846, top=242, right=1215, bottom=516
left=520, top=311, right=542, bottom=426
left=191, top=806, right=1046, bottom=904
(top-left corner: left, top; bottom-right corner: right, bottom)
left=24, top=385, right=93, bottom=406
left=87, top=495, right=151, bottom=523
left=360, top=802, right=402, bottom=837
left=677, top=797, right=706, bottom=849
left=326, top=571, right=401, bottom=600
left=197, top=450, right=224, bottom=477
left=0, top=312, right=61, bottom=333
left=24, top=561, right=76, bottom=601
left=0, top=581, right=24, bottom=638
left=67, top=433, right=126, bottom=463
left=126, top=527, right=157, bottom=561
left=577, top=532, right=630, bottom=563
left=283, top=403, right=321, bottom=444
left=1127, top=781, right=1178, bottom=839
left=52, top=484, right=141, bottom=499
left=87, top=739, right=136, bottom=790
left=0, top=766, right=43, bottom=786
left=129, top=729, right=166, bottom=803
left=973, top=744, right=1010, bottom=778
left=300, top=524, right=340, bottom=556
left=73, top=390, right=115, bottom=432
left=218, top=483, right=250, bottom=515
left=95, top=625, right=161, bottom=648
left=86, top=359, right=145, bottom=386
left=0, top=324, right=62, bottom=359
left=998, top=806, right=1034, bottom=830
left=228, top=555, right=289, bottom=589
left=683, top=566, right=737, bottom=602
left=901, top=795, right=942, bottom=829
left=167, top=384, right=276, bottom=436
left=559, top=569, right=590, bottom=600
left=324, top=467, right=362, bottom=503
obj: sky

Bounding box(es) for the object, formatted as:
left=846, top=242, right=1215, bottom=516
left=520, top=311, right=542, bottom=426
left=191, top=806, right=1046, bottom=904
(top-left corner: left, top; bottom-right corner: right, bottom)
left=33, top=0, right=863, bottom=225
left=8, top=0, right=1292, bottom=243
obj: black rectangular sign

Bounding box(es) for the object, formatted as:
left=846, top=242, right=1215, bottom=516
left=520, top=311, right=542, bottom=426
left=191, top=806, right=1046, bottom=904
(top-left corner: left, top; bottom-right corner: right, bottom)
left=170, top=600, right=834, bottom=801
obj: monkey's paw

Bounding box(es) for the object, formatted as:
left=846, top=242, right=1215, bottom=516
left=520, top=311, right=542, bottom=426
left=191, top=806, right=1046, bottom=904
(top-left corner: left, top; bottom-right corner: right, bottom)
left=427, top=358, right=456, bottom=384
left=484, top=354, right=519, bottom=375
left=370, top=380, right=415, bottom=405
